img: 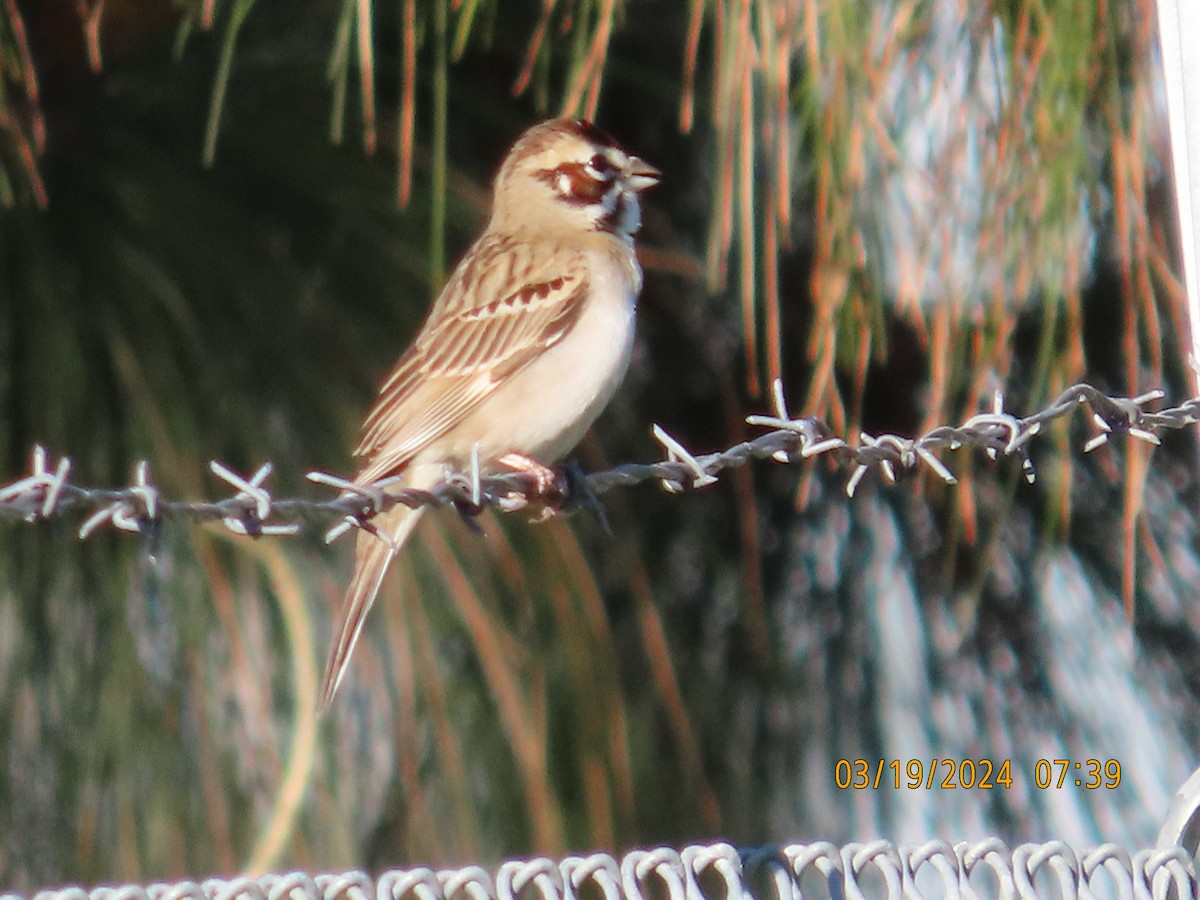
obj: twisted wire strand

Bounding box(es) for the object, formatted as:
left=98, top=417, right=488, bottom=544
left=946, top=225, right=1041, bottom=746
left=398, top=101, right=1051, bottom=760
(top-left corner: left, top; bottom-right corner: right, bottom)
left=3, top=841, right=1196, bottom=900
left=0, top=382, right=1190, bottom=548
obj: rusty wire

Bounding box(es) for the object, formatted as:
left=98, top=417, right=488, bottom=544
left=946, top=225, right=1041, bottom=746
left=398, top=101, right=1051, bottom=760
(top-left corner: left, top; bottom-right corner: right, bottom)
left=0, top=382, right=1189, bottom=546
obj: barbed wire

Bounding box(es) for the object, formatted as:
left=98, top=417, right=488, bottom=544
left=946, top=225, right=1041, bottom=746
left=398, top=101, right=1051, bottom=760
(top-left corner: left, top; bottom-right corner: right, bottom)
left=0, top=840, right=1196, bottom=900
left=0, top=382, right=1193, bottom=547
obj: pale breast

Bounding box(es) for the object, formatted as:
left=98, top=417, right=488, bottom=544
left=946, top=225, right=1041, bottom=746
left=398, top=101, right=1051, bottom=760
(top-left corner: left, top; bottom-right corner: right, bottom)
left=436, top=243, right=639, bottom=467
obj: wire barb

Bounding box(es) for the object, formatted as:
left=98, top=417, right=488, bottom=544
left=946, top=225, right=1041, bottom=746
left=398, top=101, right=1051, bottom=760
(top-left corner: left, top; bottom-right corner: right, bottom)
left=0, top=382, right=1183, bottom=540
left=208, top=461, right=300, bottom=537
left=78, top=459, right=159, bottom=539
left=652, top=424, right=719, bottom=491
left=306, top=471, right=406, bottom=544
left=0, top=446, right=72, bottom=522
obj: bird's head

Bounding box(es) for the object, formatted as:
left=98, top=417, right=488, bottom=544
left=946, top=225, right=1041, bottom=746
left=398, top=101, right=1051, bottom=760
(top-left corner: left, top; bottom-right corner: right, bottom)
left=490, top=118, right=660, bottom=241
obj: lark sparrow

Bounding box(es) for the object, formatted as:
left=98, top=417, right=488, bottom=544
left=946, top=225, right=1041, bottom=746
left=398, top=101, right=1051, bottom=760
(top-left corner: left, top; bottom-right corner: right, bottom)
left=320, top=118, right=659, bottom=710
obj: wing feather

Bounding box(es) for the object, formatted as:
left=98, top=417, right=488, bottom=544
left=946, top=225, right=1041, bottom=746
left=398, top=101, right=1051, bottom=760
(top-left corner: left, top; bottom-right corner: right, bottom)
left=353, top=235, right=590, bottom=483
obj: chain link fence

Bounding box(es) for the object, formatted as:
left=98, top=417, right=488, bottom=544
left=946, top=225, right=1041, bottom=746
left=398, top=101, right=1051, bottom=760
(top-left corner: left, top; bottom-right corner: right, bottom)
left=3, top=841, right=1198, bottom=900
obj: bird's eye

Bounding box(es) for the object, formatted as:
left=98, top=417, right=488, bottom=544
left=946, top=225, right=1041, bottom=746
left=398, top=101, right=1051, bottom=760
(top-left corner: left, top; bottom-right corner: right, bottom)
left=586, top=152, right=614, bottom=179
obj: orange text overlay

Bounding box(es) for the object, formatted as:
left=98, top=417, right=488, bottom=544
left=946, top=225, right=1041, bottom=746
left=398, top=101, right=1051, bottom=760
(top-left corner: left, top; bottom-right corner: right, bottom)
left=834, top=759, right=1122, bottom=790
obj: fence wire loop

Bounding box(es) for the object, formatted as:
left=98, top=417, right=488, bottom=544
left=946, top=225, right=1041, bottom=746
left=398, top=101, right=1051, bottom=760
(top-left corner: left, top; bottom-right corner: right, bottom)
left=954, top=842, right=1008, bottom=900
left=737, top=849, right=799, bottom=900
left=261, top=873, right=321, bottom=900
left=203, top=877, right=266, bottom=900
left=904, top=841, right=962, bottom=900
left=313, top=872, right=371, bottom=900
left=622, top=850, right=689, bottom=900
left=1080, top=846, right=1136, bottom=900
left=1, top=382, right=1190, bottom=541
left=92, top=888, right=151, bottom=900
left=784, top=841, right=845, bottom=895
left=560, top=855, right=623, bottom=900
left=497, top=860, right=563, bottom=900
left=844, top=842, right=905, bottom=900
left=681, top=844, right=744, bottom=900
left=1135, top=848, right=1197, bottom=900
left=4, top=842, right=1199, bottom=900
left=439, top=867, right=493, bottom=900
left=376, top=868, right=441, bottom=900
left=146, top=883, right=208, bottom=900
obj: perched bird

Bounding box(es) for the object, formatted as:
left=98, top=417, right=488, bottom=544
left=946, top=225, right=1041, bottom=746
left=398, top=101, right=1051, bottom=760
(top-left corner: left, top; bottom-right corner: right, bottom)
left=320, top=118, right=660, bottom=711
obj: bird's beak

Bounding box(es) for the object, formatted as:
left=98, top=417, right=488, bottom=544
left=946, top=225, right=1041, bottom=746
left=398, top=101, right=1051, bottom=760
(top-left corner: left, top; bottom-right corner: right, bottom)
left=625, top=156, right=661, bottom=193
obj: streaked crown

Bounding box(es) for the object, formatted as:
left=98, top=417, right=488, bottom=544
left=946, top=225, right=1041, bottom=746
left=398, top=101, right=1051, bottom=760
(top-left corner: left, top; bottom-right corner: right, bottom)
left=490, top=118, right=660, bottom=240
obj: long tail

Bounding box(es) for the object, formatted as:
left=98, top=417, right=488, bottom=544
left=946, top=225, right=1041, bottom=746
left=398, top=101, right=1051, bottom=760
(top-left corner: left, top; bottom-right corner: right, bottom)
left=319, top=501, right=425, bottom=712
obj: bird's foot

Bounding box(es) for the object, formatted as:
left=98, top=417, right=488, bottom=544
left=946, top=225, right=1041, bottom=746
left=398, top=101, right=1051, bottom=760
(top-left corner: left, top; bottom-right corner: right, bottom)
left=499, top=452, right=560, bottom=494
left=496, top=454, right=609, bottom=530
left=497, top=452, right=566, bottom=521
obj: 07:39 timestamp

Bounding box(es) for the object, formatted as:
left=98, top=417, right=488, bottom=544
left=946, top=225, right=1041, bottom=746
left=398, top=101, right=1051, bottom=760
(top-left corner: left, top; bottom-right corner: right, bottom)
left=1034, top=758, right=1121, bottom=789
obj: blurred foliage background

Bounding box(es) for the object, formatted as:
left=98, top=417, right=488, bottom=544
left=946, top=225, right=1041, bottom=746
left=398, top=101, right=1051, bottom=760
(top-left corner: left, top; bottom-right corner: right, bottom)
left=2, top=0, right=1199, bottom=890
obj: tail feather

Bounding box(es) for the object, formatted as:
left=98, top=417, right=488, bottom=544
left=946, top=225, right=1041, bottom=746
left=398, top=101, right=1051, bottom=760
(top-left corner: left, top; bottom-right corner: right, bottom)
left=318, top=502, right=425, bottom=713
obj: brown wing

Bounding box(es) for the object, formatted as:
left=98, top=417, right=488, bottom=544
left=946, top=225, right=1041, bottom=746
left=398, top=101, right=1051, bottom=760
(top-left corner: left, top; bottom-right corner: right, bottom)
left=354, top=234, right=589, bottom=484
